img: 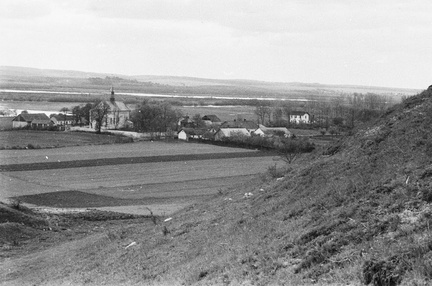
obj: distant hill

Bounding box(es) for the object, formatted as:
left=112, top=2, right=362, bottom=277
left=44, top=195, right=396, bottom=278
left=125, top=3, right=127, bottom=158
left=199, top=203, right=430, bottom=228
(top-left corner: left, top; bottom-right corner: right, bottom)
left=0, top=66, right=420, bottom=100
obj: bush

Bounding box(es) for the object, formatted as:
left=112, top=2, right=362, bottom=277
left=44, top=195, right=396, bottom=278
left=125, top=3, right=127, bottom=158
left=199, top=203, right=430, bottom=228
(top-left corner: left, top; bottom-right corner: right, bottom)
left=362, top=256, right=408, bottom=286
left=419, top=188, right=432, bottom=203
left=275, top=138, right=315, bottom=164
left=10, top=199, right=22, bottom=210
left=267, top=163, right=286, bottom=178
left=114, top=135, right=133, bottom=144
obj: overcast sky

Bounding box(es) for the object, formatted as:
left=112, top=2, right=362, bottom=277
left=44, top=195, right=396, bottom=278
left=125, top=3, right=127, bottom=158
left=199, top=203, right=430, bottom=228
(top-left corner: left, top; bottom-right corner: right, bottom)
left=1, top=0, right=431, bottom=89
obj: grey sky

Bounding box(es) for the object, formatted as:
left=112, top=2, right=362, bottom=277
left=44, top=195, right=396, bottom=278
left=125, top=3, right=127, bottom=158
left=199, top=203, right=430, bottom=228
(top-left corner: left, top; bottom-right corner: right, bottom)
left=1, top=0, right=431, bottom=89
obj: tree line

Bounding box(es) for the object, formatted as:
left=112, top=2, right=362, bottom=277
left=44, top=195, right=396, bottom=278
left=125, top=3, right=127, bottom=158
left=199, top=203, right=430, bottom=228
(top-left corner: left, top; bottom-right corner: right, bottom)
left=253, top=92, right=397, bottom=130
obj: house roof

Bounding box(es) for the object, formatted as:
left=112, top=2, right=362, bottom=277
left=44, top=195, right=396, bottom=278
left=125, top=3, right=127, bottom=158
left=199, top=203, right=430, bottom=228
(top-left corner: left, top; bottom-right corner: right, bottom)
left=220, top=120, right=258, bottom=130
left=31, top=119, right=51, bottom=124
left=202, top=115, right=221, bottom=122
left=216, top=128, right=250, bottom=137
left=104, top=100, right=130, bottom=111
left=98, top=88, right=130, bottom=111
left=257, top=125, right=291, bottom=135
left=51, top=115, right=74, bottom=121
left=13, top=113, right=50, bottom=122
left=179, top=128, right=207, bottom=136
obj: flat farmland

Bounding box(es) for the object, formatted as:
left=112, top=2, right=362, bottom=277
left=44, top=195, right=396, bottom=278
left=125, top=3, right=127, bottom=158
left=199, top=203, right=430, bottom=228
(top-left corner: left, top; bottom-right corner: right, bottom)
left=0, top=130, right=137, bottom=149
left=1, top=141, right=278, bottom=215
left=3, top=157, right=275, bottom=192
left=0, top=140, right=258, bottom=165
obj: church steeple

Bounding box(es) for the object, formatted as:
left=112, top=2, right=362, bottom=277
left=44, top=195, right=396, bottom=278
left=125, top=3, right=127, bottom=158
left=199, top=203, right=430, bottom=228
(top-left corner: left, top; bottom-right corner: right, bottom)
left=110, top=86, right=115, bottom=102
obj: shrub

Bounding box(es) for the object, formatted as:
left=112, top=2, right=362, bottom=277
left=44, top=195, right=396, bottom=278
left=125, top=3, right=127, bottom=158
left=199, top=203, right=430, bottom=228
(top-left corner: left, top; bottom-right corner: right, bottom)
left=267, top=163, right=286, bottom=178
left=275, top=138, right=315, bottom=164
left=362, top=256, right=408, bottom=286
left=10, top=199, right=21, bottom=210
left=418, top=188, right=432, bottom=203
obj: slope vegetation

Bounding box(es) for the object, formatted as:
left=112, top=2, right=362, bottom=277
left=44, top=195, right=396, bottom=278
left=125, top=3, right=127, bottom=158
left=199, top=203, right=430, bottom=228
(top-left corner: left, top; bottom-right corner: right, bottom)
left=2, top=88, right=432, bottom=285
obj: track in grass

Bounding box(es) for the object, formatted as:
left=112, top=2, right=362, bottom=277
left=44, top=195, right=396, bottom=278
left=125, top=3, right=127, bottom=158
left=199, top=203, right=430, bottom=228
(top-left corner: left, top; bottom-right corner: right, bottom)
left=13, top=190, right=209, bottom=208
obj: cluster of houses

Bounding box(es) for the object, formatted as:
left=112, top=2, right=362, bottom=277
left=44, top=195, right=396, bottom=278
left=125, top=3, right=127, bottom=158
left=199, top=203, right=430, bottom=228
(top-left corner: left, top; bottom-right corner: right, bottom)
left=178, top=113, right=311, bottom=142
left=3, top=88, right=130, bottom=131
left=2, top=88, right=312, bottom=141
left=8, top=112, right=76, bottom=130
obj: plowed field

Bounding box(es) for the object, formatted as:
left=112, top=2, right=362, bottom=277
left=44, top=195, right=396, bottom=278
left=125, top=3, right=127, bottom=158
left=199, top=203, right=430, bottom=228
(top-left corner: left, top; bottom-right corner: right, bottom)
left=0, top=141, right=278, bottom=215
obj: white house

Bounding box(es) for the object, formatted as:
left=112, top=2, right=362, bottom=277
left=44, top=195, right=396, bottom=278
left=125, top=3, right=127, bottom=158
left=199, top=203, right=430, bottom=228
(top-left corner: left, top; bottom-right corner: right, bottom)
left=178, top=128, right=207, bottom=141
left=214, top=128, right=250, bottom=141
left=90, top=88, right=131, bottom=130
left=254, top=125, right=291, bottom=137
left=50, top=114, right=74, bottom=127
left=289, top=111, right=311, bottom=124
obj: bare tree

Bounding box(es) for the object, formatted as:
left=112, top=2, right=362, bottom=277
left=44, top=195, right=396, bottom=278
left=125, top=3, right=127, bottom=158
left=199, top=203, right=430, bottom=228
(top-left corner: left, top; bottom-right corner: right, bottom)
left=91, top=101, right=110, bottom=133
left=59, top=107, right=69, bottom=128
left=272, top=107, right=284, bottom=126
left=276, top=138, right=315, bottom=164
left=192, top=113, right=206, bottom=128
left=255, top=105, right=271, bottom=125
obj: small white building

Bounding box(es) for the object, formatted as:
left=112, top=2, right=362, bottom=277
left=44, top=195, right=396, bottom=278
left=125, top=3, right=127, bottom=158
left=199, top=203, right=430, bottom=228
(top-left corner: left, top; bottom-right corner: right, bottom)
left=254, top=125, right=291, bottom=137
left=289, top=111, right=311, bottom=124
left=178, top=128, right=207, bottom=141
left=50, top=114, right=74, bottom=126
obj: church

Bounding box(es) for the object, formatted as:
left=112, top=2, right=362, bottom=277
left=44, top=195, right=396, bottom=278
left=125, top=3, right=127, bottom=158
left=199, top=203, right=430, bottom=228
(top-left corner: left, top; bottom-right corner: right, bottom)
left=90, top=88, right=131, bottom=130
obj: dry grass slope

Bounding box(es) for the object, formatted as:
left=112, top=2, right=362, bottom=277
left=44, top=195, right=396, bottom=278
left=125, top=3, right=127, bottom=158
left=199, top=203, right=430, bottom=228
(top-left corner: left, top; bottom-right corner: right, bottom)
left=2, top=88, right=432, bottom=285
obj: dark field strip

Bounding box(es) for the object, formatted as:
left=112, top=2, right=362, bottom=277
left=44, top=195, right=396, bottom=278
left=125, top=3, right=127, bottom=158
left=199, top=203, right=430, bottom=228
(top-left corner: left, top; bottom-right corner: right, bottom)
left=0, top=151, right=275, bottom=172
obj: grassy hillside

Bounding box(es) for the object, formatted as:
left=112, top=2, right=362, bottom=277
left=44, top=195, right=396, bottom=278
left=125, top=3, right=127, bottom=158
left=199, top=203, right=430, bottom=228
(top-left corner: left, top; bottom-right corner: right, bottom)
left=2, top=88, right=432, bottom=285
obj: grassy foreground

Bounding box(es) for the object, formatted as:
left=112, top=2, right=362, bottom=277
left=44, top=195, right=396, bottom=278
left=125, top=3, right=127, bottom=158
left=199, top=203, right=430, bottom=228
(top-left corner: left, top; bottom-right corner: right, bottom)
left=2, top=89, right=432, bottom=285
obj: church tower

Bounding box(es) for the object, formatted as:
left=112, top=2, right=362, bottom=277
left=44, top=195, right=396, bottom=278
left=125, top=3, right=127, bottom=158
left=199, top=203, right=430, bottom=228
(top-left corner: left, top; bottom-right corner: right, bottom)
left=110, top=86, right=115, bottom=103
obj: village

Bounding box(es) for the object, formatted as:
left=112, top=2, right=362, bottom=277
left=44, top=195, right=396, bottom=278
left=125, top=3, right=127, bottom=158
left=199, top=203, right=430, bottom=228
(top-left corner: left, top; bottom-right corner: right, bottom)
left=0, top=88, right=320, bottom=144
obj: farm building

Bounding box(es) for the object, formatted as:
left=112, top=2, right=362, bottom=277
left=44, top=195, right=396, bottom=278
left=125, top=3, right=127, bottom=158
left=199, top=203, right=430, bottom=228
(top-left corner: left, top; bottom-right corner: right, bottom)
left=214, top=128, right=250, bottom=141
left=0, top=117, right=14, bottom=130
left=89, top=88, right=131, bottom=130
left=220, top=119, right=258, bottom=133
left=202, top=115, right=221, bottom=126
left=50, top=114, right=74, bottom=127
left=178, top=128, right=207, bottom=141
left=289, top=111, right=311, bottom=124
left=12, top=113, right=51, bottom=129
left=254, top=125, right=291, bottom=137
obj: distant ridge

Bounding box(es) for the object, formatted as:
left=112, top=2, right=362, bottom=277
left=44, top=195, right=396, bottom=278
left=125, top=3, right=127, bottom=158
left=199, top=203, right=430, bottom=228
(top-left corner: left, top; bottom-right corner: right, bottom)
left=0, top=66, right=421, bottom=95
